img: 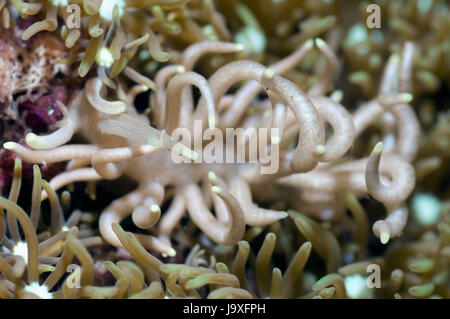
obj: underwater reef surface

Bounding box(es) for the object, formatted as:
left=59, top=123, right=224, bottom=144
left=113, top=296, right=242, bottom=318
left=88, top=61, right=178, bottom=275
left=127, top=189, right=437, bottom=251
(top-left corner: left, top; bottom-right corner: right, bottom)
left=0, top=0, right=448, bottom=299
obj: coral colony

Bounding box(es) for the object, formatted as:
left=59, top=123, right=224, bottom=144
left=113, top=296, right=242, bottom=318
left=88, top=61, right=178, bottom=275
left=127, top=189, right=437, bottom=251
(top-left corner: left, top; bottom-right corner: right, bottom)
left=0, top=0, right=448, bottom=299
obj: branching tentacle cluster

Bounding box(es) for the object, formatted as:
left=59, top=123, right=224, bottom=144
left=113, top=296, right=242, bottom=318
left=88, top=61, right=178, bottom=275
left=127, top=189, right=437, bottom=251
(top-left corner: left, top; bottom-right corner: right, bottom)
left=4, top=37, right=419, bottom=252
